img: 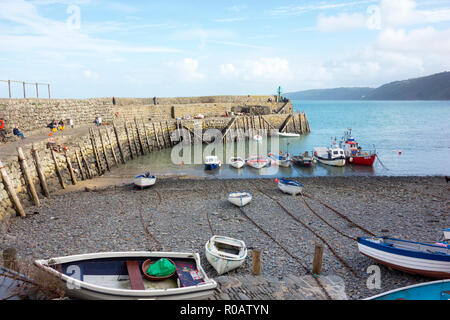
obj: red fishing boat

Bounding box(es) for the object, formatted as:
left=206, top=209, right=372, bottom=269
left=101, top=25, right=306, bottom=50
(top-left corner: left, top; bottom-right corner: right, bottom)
left=341, top=129, right=377, bottom=166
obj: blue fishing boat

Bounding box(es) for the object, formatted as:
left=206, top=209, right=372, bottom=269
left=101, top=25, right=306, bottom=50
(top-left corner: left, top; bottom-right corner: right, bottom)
left=365, top=279, right=450, bottom=300
left=204, top=156, right=221, bottom=170
left=357, top=233, right=450, bottom=279
left=276, top=178, right=303, bottom=195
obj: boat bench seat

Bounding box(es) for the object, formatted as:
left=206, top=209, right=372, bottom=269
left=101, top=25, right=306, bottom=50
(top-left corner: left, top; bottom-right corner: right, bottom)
left=126, top=260, right=145, bottom=290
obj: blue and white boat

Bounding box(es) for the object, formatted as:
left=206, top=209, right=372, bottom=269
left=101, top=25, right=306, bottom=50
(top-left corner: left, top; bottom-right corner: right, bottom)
left=357, top=233, right=450, bottom=279
left=134, top=173, right=156, bottom=189
left=364, top=279, right=450, bottom=300
left=204, top=156, right=221, bottom=170
left=276, top=178, right=303, bottom=195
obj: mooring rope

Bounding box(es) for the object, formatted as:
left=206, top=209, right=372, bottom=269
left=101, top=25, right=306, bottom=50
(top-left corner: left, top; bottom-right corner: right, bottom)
left=238, top=204, right=333, bottom=300
left=251, top=183, right=358, bottom=277
left=138, top=191, right=163, bottom=251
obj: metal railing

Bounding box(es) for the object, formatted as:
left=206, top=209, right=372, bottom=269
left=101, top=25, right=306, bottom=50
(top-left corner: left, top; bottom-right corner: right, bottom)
left=0, top=80, right=51, bottom=99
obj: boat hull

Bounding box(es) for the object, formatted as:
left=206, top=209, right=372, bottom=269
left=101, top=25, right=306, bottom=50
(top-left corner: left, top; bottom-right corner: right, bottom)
left=277, top=179, right=303, bottom=195
left=229, top=158, right=245, bottom=169
left=347, top=154, right=376, bottom=166
left=364, top=279, right=450, bottom=300
left=316, top=157, right=346, bottom=167
left=247, top=157, right=269, bottom=169
left=358, top=238, right=450, bottom=279
left=205, top=236, right=247, bottom=275
left=205, top=163, right=220, bottom=170
left=227, top=192, right=252, bottom=207
left=134, top=177, right=156, bottom=189
left=34, top=251, right=217, bottom=300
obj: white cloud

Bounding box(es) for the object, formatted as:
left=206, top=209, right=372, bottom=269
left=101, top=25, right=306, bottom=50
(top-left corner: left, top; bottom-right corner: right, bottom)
left=219, top=63, right=239, bottom=77
left=83, top=69, right=99, bottom=79
left=166, top=58, right=204, bottom=82
left=317, top=13, right=367, bottom=31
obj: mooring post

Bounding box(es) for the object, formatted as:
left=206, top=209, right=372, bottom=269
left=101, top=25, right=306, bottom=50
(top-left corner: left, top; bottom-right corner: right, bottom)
left=152, top=122, right=161, bottom=150
left=31, top=145, right=49, bottom=198
left=3, top=248, right=18, bottom=272
left=90, top=128, right=103, bottom=175
left=159, top=121, right=168, bottom=148
left=312, top=243, right=324, bottom=275
left=105, top=128, right=119, bottom=166
left=50, top=148, right=66, bottom=189
left=113, top=122, right=126, bottom=164
left=0, top=160, right=26, bottom=218
left=141, top=118, right=152, bottom=153
left=252, top=249, right=262, bottom=275
left=74, top=150, right=86, bottom=181
left=64, top=150, right=77, bottom=185
left=79, top=145, right=93, bottom=179
left=17, top=147, right=40, bottom=207
left=98, top=128, right=111, bottom=171
left=130, top=122, right=140, bottom=156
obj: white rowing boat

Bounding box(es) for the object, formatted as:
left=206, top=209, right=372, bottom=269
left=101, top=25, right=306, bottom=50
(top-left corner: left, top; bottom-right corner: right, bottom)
left=134, top=173, right=156, bottom=189
left=229, top=157, right=245, bottom=169
left=34, top=251, right=217, bottom=300
left=276, top=178, right=303, bottom=195
left=246, top=155, right=269, bottom=169
left=276, top=132, right=300, bottom=137
left=227, top=191, right=252, bottom=207
left=205, top=236, right=247, bottom=275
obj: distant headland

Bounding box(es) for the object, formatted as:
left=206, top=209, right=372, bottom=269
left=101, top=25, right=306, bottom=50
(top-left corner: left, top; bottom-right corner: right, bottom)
left=285, top=71, right=450, bottom=100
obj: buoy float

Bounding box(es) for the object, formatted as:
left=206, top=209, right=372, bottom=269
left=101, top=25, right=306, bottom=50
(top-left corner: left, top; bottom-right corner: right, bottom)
left=0, top=119, right=4, bottom=130
left=275, top=178, right=279, bottom=183
left=349, top=157, right=353, bottom=162
left=398, top=150, right=402, bottom=155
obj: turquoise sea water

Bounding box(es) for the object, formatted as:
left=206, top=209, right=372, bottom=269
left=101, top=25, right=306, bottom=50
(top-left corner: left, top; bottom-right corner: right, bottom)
left=112, top=100, right=450, bottom=178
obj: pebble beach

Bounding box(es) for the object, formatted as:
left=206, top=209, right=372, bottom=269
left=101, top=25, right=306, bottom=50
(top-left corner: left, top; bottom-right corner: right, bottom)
left=1, top=175, right=449, bottom=300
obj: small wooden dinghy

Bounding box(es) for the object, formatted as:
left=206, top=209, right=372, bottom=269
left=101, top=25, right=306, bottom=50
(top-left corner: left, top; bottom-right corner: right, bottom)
left=246, top=155, right=269, bottom=169
left=205, top=236, right=247, bottom=275
left=276, top=178, right=303, bottom=195
left=357, top=236, right=450, bottom=278
left=34, top=251, right=217, bottom=300
left=364, top=279, right=450, bottom=300
left=229, top=157, right=245, bottom=169
left=227, top=191, right=252, bottom=207
left=134, top=173, right=156, bottom=189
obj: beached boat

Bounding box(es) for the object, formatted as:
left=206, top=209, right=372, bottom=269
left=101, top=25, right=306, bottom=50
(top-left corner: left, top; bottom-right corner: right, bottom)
left=276, top=132, right=300, bottom=138
left=205, top=236, right=247, bottom=275
left=229, top=157, right=245, bottom=169
left=357, top=235, right=450, bottom=279
left=292, top=151, right=315, bottom=167
left=276, top=178, right=303, bottom=195
left=268, top=153, right=291, bottom=167
left=227, top=191, right=252, bottom=207
left=204, top=156, right=221, bottom=170
left=364, top=279, right=450, bottom=300
left=253, top=134, right=263, bottom=142
left=246, top=155, right=269, bottom=169
left=341, top=128, right=376, bottom=166
left=313, top=146, right=346, bottom=167
left=134, top=173, right=156, bottom=189
left=34, top=251, right=217, bottom=300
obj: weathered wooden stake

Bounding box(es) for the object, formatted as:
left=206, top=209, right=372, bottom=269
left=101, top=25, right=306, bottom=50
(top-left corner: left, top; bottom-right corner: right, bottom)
left=130, top=123, right=139, bottom=156
left=31, top=145, right=49, bottom=198
left=64, top=150, right=77, bottom=185
left=0, top=161, right=26, bottom=217
left=79, top=145, right=93, bottom=179
left=159, top=122, right=168, bottom=148
left=152, top=122, right=161, bottom=149
left=3, top=248, right=18, bottom=271
left=50, top=148, right=66, bottom=189
left=113, top=122, right=126, bottom=164
left=105, top=128, right=119, bottom=166
left=98, top=128, right=111, bottom=171
left=89, top=129, right=103, bottom=176
left=165, top=121, right=173, bottom=147
left=141, top=118, right=152, bottom=153
left=312, top=243, right=324, bottom=275
left=75, top=150, right=86, bottom=181
left=17, top=147, right=40, bottom=207
left=252, top=249, right=262, bottom=275
left=134, top=118, right=145, bottom=155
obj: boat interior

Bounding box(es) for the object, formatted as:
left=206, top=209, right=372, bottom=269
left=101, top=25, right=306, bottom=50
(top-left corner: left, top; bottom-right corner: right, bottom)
left=371, top=238, right=450, bottom=255
left=213, top=238, right=243, bottom=257
left=50, top=257, right=204, bottom=291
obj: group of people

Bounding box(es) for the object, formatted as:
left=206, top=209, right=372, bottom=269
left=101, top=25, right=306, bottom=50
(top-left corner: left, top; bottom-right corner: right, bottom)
left=47, top=119, right=66, bottom=132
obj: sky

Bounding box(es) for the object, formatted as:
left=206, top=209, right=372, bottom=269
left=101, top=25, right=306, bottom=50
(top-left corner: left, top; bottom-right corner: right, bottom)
left=1, top=0, right=450, bottom=98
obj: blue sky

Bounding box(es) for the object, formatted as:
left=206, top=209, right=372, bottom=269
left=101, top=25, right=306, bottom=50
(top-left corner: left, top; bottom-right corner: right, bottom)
left=1, top=0, right=450, bottom=98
